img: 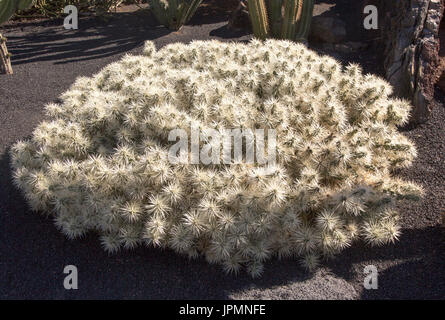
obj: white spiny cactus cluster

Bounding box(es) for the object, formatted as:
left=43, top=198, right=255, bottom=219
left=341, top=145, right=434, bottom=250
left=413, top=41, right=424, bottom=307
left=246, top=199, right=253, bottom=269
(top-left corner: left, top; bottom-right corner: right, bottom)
left=11, top=40, right=422, bottom=277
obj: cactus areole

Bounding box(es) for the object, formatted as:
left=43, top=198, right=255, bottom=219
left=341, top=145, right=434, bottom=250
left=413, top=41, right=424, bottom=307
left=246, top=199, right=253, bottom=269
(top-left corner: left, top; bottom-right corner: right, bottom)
left=11, top=40, right=422, bottom=277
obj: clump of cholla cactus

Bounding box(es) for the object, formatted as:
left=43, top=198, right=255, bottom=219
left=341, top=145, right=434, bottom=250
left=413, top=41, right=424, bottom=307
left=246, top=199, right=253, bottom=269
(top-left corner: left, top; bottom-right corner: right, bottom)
left=149, top=0, right=203, bottom=30
left=248, top=0, right=315, bottom=41
left=11, top=40, right=423, bottom=277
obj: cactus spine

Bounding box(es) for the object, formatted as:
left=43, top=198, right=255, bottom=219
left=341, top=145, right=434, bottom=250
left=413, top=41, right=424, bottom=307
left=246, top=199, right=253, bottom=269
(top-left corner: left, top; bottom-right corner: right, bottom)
left=248, top=0, right=314, bottom=42
left=149, top=0, right=203, bottom=31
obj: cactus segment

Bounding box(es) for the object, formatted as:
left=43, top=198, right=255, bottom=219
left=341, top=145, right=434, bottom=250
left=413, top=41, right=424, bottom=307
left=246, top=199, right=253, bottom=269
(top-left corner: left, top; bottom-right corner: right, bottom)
left=0, top=0, right=17, bottom=25
left=0, top=0, right=34, bottom=25
left=280, top=0, right=300, bottom=40
left=181, top=0, right=201, bottom=27
left=17, top=0, right=34, bottom=11
left=294, top=0, right=314, bottom=41
left=248, top=0, right=270, bottom=40
left=149, top=0, right=203, bottom=31
left=266, top=0, right=283, bottom=37
left=248, top=0, right=314, bottom=42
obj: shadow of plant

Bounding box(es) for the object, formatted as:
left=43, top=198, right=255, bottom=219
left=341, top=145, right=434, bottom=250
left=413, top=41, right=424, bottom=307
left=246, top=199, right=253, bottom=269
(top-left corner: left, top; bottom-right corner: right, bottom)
left=1, top=146, right=444, bottom=299
left=361, top=255, right=445, bottom=299
left=0, top=147, right=316, bottom=299
left=324, top=226, right=445, bottom=299
left=2, top=11, right=171, bottom=65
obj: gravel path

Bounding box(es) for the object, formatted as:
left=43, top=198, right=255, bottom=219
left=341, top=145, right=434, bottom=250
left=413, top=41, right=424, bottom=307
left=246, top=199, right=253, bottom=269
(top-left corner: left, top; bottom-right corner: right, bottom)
left=0, top=8, right=444, bottom=300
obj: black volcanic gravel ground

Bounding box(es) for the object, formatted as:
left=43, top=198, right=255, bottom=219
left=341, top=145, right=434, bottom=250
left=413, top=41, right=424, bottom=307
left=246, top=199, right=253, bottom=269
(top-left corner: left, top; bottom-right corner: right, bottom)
left=0, top=7, right=444, bottom=300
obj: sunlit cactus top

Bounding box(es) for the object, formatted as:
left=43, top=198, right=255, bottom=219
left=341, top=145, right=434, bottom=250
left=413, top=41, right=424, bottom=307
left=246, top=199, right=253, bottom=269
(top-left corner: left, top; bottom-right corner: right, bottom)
left=10, top=40, right=423, bottom=277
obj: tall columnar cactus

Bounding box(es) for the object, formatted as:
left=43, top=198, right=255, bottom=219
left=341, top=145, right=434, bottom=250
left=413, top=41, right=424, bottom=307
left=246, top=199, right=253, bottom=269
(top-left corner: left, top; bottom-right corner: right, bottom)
left=247, top=0, right=314, bottom=42
left=149, top=0, right=203, bottom=31
left=268, top=0, right=283, bottom=37
left=247, top=0, right=269, bottom=40
left=294, top=0, right=314, bottom=41
left=0, top=0, right=34, bottom=74
left=281, top=0, right=300, bottom=40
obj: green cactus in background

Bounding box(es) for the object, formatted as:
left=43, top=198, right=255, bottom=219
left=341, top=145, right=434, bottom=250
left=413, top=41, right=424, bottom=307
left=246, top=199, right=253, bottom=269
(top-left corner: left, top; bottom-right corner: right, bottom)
left=248, top=0, right=314, bottom=42
left=0, top=0, right=34, bottom=74
left=294, top=0, right=314, bottom=41
left=247, top=0, right=270, bottom=40
left=0, top=0, right=34, bottom=24
left=281, top=0, right=300, bottom=40
left=149, top=0, right=203, bottom=31
left=268, top=0, right=283, bottom=37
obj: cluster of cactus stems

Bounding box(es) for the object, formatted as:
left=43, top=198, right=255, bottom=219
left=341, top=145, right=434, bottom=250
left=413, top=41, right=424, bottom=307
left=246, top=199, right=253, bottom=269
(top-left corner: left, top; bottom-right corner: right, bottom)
left=149, top=0, right=203, bottom=31
left=11, top=40, right=423, bottom=277
left=248, top=0, right=315, bottom=42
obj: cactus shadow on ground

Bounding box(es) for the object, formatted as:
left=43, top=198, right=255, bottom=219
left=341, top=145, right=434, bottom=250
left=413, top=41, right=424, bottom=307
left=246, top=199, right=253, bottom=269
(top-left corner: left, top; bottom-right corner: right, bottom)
left=324, top=226, right=445, bottom=299
left=0, top=147, right=315, bottom=299
left=0, top=11, right=171, bottom=66
left=1, top=146, right=444, bottom=299
left=209, top=24, right=251, bottom=39
left=187, top=0, right=241, bottom=26
left=360, top=247, right=445, bottom=299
